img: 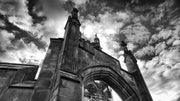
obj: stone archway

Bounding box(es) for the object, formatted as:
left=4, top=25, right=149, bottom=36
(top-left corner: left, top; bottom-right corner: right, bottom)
left=80, top=65, right=140, bottom=101
left=30, top=8, right=152, bottom=101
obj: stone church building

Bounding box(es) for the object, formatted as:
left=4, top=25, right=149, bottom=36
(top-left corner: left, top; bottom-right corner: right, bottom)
left=0, top=8, right=153, bottom=101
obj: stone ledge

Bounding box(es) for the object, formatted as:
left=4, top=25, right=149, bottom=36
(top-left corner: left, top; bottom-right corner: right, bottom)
left=9, top=82, right=36, bottom=89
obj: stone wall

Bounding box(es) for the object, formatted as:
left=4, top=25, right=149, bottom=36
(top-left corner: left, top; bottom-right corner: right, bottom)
left=0, top=62, right=38, bottom=101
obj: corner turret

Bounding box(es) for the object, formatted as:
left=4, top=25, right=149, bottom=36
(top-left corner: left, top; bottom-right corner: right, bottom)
left=121, top=41, right=153, bottom=101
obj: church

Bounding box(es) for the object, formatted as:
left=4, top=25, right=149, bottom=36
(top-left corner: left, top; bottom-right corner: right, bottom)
left=0, top=8, right=152, bottom=101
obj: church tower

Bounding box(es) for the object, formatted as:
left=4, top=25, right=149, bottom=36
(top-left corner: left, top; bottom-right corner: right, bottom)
left=30, top=8, right=82, bottom=101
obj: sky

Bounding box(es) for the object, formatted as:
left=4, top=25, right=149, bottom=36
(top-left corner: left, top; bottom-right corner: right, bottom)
left=0, top=0, right=180, bottom=101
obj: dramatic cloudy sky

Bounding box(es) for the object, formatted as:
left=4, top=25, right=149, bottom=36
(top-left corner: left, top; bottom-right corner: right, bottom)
left=0, top=0, right=180, bottom=101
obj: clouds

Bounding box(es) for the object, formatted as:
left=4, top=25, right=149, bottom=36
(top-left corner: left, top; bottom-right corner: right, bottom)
left=160, top=48, right=180, bottom=67
left=0, top=30, right=45, bottom=64
left=80, top=10, right=129, bottom=57
left=93, top=0, right=180, bottom=101
left=0, top=30, right=14, bottom=51
left=0, top=0, right=180, bottom=101
left=71, top=0, right=89, bottom=6
left=0, top=0, right=27, bottom=15
left=76, top=1, right=180, bottom=100
left=0, top=0, right=33, bottom=30
left=143, top=48, right=180, bottom=101
left=0, top=0, right=47, bottom=64
left=135, top=45, right=155, bottom=60
left=0, top=0, right=71, bottom=64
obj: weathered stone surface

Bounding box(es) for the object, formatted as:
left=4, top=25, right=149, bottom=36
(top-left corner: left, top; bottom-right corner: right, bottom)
left=51, top=88, right=59, bottom=100
left=39, top=70, right=53, bottom=79
left=0, top=88, right=33, bottom=101
left=58, top=77, right=81, bottom=101
left=12, top=69, right=38, bottom=84
left=0, top=79, right=7, bottom=87
left=36, top=79, right=52, bottom=89
left=0, top=63, right=38, bottom=99
left=0, top=8, right=153, bottom=101
left=49, top=61, right=57, bottom=67
left=31, top=89, right=50, bottom=101
left=76, top=47, right=120, bottom=73
left=0, top=70, right=14, bottom=88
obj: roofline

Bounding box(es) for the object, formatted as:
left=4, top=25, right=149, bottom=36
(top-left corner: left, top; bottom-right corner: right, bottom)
left=0, top=62, right=38, bottom=66
left=50, top=38, right=64, bottom=41
left=0, top=62, right=39, bottom=70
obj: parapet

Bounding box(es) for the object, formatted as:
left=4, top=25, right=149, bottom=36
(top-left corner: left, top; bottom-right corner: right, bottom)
left=49, top=38, right=64, bottom=49
left=79, top=38, right=95, bottom=55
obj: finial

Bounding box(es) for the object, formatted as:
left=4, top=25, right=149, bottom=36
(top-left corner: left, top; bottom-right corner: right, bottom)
left=72, top=8, right=78, bottom=13
left=121, top=41, right=127, bottom=47
left=71, top=8, right=78, bottom=19
left=93, top=34, right=101, bottom=50
left=95, top=34, right=97, bottom=38
left=121, top=41, right=128, bottom=52
left=94, top=34, right=99, bottom=41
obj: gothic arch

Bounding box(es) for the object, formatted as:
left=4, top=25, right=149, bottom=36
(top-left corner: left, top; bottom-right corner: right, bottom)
left=80, top=65, right=140, bottom=101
